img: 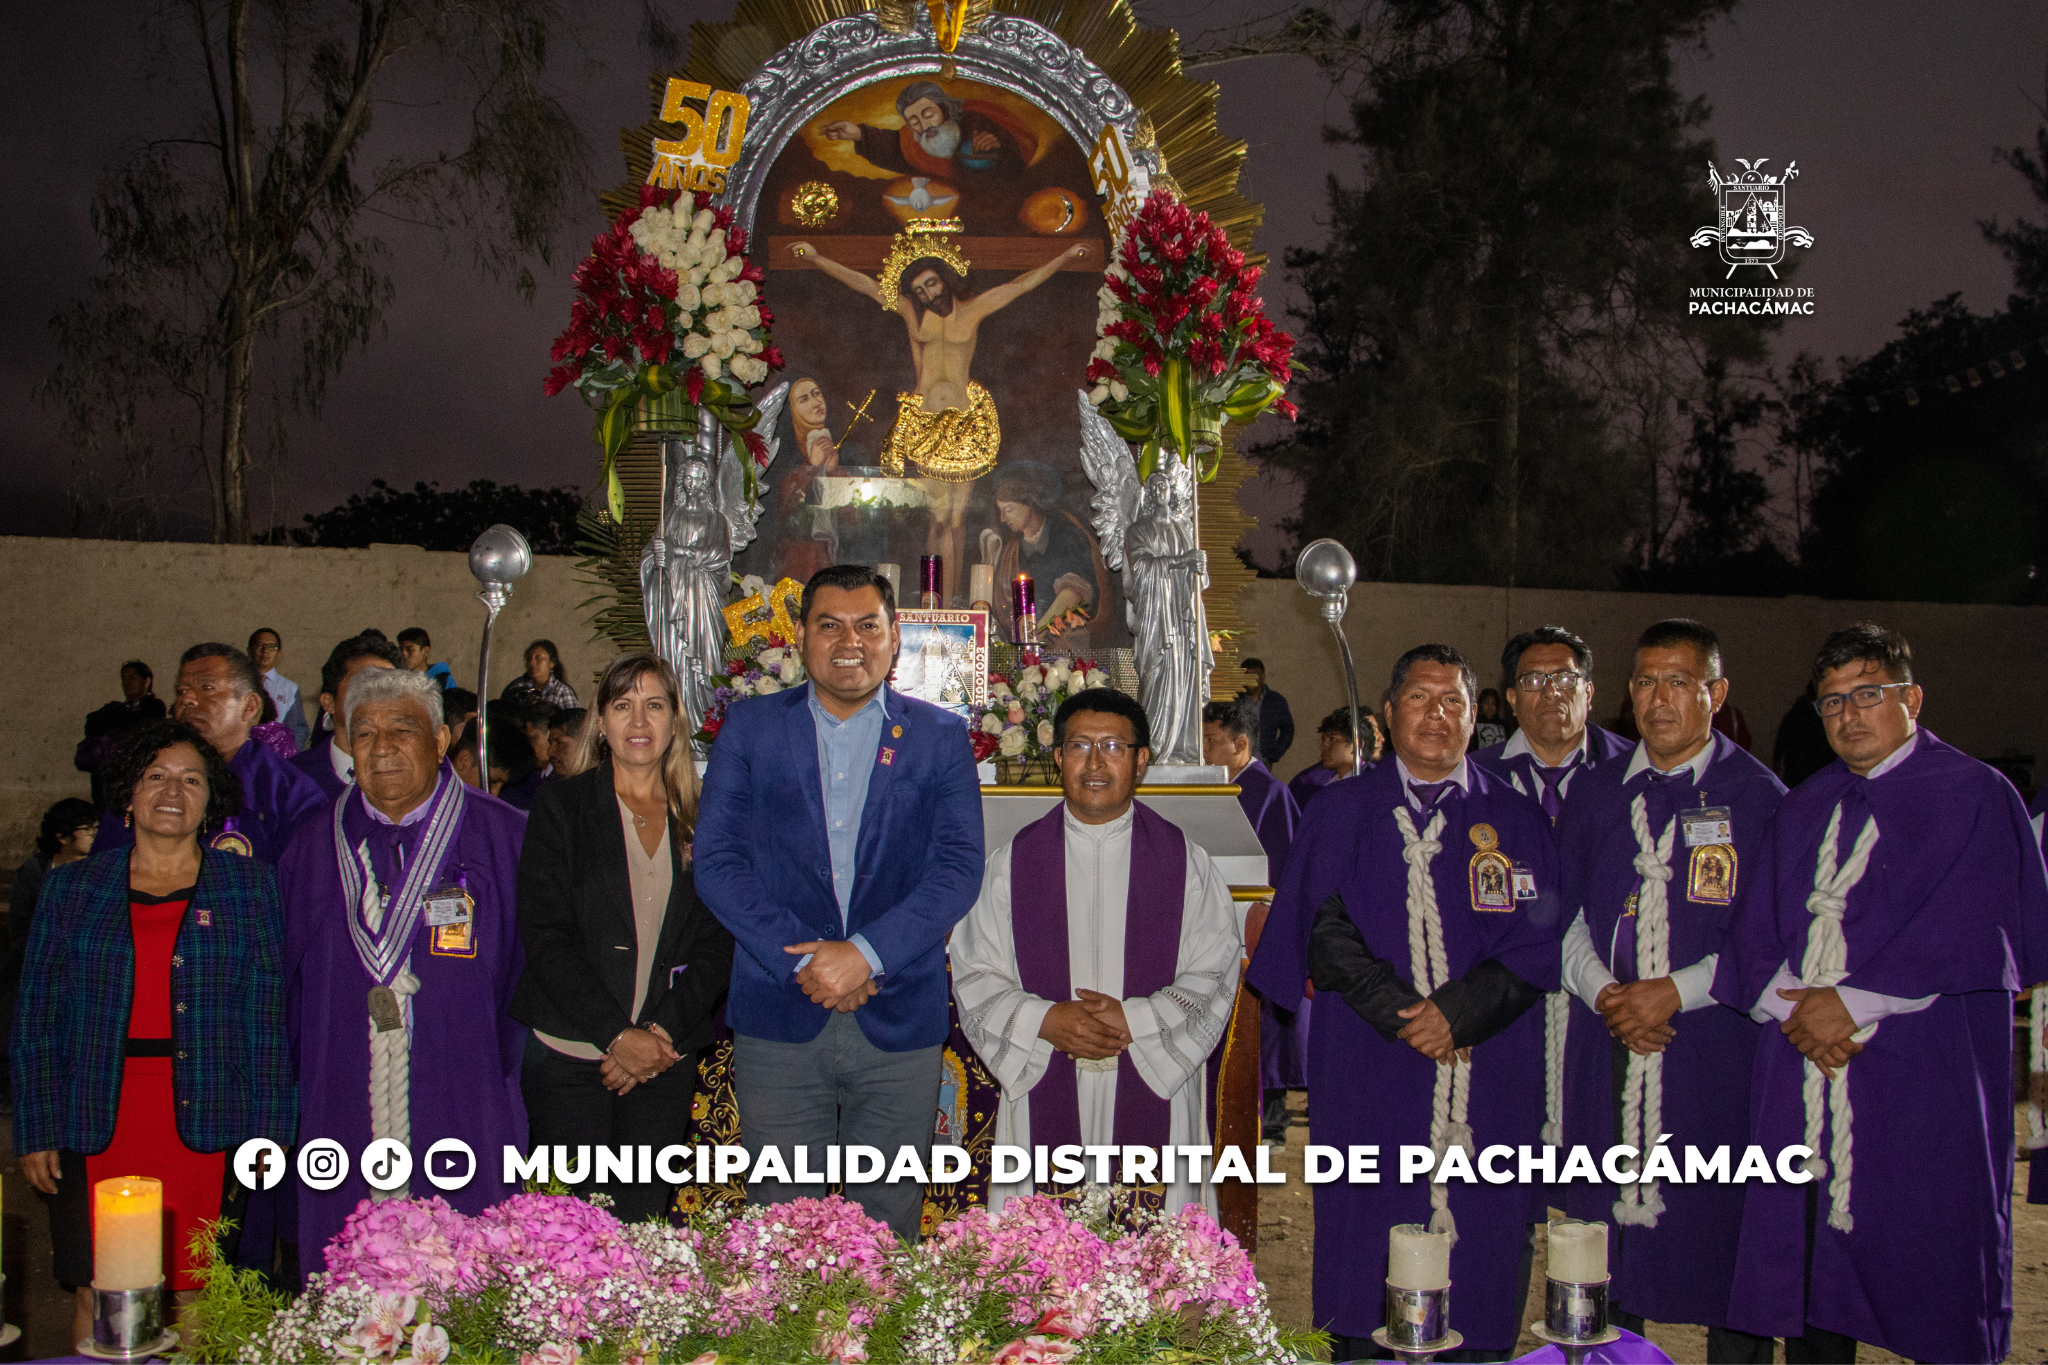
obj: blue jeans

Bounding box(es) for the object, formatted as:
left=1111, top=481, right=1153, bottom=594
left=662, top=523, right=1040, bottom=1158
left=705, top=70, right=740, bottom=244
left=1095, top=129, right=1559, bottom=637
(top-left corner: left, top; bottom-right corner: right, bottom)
left=731, top=1013, right=940, bottom=1240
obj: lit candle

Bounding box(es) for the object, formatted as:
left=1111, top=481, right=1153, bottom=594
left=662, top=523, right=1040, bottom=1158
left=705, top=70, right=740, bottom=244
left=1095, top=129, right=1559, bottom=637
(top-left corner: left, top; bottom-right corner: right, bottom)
left=1548, top=1219, right=1608, bottom=1283
left=1387, top=1223, right=1451, bottom=1291
left=969, top=563, right=995, bottom=611
left=94, top=1176, right=163, bottom=1291
left=876, top=563, right=901, bottom=602
left=920, top=554, right=943, bottom=609
left=1011, top=575, right=1037, bottom=645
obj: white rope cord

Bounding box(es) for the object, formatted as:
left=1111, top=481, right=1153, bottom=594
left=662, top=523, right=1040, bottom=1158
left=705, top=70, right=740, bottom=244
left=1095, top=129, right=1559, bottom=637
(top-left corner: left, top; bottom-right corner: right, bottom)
left=1394, top=806, right=1470, bottom=1242
left=2030, top=985, right=2048, bottom=1150
left=1542, top=990, right=1568, bottom=1146
left=1797, top=802, right=1881, bottom=1232
left=1613, top=796, right=1678, bottom=1227
left=367, top=966, right=420, bottom=1202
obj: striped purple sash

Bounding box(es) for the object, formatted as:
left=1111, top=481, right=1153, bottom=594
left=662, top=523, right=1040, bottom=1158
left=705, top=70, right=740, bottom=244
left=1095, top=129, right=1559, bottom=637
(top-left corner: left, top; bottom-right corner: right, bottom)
left=1010, top=800, right=1186, bottom=1150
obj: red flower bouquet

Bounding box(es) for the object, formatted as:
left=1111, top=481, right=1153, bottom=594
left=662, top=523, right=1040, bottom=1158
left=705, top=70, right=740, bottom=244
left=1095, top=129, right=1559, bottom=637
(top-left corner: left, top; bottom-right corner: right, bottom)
left=545, top=185, right=784, bottom=518
left=1085, top=190, right=1297, bottom=480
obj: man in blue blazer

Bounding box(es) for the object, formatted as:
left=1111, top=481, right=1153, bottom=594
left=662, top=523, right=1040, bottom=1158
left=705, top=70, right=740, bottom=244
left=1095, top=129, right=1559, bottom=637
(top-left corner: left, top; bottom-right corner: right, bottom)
left=695, top=563, right=985, bottom=1239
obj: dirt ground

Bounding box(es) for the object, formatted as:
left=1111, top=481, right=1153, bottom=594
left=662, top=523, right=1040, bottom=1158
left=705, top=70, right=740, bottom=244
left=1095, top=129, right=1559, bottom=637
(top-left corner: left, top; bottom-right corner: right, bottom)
left=1254, top=1092, right=2048, bottom=1363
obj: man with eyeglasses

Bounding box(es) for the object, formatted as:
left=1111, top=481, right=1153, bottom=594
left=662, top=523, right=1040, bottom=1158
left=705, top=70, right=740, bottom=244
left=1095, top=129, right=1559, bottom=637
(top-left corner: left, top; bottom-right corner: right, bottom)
left=952, top=687, right=1241, bottom=1218
left=1248, top=644, right=1559, bottom=1361
left=1713, top=623, right=2048, bottom=1364
left=1549, top=618, right=1784, bottom=1361
left=1474, top=626, right=1632, bottom=826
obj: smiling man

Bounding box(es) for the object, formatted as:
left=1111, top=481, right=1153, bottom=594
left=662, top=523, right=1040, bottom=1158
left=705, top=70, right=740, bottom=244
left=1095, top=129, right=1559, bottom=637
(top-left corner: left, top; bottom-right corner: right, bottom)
left=278, top=666, right=529, bottom=1273
left=1248, top=644, right=1561, bottom=1360
left=1713, top=624, right=2048, bottom=1364
left=952, top=689, right=1240, bottom=1217
left=1550, top=619, right=1785, bottom=1361
left=694, top=563, right=984, bottom=1240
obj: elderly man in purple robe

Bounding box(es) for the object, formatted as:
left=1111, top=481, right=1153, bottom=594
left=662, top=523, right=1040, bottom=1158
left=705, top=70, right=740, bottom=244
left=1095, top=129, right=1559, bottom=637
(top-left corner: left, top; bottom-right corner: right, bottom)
left=1713, top=623, right=2048, bottom=1364
left=96, top=643, right=327, bottom=863
left=1202, top=697, right=1306, bottom=1147
left=279, top=667, right=528, bottom=1272
left=289, top=634, right=403, bottom=800
left=1249, top=644, right=1561, bottom=1361
left=953, top=688, right=1241, bottom=1217
left=1551, top=619, right=1784, bottom=1362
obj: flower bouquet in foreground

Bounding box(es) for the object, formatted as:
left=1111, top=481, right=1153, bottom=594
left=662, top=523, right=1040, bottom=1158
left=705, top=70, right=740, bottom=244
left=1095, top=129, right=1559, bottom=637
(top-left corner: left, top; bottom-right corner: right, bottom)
left=177, top=1191, right=1315, bottom=1363
left=545, top=185, right=785, bottom=519
left=1085, top=190, right=1297, bottom=482
left=971, top=658, right=1112, bottom=776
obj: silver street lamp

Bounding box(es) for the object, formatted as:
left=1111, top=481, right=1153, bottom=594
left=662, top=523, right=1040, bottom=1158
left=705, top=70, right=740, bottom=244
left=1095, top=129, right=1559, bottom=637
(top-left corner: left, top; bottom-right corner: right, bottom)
left=468, top=524, right=532, bottom=779
left=1296, top=537, right=1363, bottom=777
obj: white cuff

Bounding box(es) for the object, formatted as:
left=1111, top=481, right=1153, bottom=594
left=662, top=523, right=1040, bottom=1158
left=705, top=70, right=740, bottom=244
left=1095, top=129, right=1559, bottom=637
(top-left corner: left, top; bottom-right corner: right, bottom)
left=1671, top=955, right=1719, bottom=1013
left=1751, top=965, right=1801, bottom=1023
left=1560, top=911, right=1617, bottom=1010
left=1835, top=984, right=1938, bottom=1028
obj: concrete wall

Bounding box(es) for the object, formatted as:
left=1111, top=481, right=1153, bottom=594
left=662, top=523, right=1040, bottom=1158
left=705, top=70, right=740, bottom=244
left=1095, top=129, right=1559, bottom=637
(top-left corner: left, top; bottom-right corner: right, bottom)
left=0, top=537, right=619, bottom=862
left=1233, top=579, right=2048, bottom=786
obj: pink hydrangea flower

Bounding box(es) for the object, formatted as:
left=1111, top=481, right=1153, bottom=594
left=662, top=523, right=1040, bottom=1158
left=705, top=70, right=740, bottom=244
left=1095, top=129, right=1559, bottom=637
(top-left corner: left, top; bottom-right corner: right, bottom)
left=325, top=1198, right=475, bottom=1296
left=702, top=1196, right=898, bottom=1334
left=931, top=1196, right=1108, bottom=1325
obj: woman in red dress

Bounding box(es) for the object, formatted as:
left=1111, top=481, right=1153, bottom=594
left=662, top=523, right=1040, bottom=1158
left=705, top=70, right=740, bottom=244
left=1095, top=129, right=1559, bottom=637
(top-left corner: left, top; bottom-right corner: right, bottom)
left=13, top=720, right=294, bottom=1347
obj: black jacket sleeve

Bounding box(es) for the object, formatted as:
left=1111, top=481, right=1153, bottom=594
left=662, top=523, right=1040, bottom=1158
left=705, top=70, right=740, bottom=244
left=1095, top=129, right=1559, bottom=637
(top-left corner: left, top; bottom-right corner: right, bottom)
left=1308, top=893, right=1422, bottom=1041
left=1430, top=958, right=1546, bottom=1049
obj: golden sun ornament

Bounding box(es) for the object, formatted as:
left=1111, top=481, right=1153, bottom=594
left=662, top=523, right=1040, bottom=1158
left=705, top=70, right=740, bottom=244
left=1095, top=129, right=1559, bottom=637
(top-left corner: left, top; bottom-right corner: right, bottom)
left=791, top=180, right=839, bottom=226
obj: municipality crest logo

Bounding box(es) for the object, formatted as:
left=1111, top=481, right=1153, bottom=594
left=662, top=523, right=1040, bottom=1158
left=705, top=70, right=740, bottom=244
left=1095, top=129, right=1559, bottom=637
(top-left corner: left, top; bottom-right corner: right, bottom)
left=1691, top=159, right=1813, bottom=278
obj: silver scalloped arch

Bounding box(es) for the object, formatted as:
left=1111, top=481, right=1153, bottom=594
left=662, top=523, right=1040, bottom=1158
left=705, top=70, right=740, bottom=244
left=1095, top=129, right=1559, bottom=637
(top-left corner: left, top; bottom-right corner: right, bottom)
left=717, top=6, right=1162, bottom=235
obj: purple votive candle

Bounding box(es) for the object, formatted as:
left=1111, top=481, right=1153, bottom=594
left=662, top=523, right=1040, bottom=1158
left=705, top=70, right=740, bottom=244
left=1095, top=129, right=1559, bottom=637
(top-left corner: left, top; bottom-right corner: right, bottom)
left=920, top=554, right=943, bottom=605
left=1011, top=574, right=1036, bottom=643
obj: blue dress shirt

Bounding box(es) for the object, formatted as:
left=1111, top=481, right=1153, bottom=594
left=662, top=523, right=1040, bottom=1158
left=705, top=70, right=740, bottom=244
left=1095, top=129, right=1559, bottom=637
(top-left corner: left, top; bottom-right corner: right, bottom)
left=809, top=686, right=887, bottom=975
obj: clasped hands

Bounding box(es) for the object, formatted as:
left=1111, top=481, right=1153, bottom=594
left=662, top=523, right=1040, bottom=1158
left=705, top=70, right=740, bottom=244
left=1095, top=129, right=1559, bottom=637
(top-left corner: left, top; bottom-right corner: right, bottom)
left=1776, top=985, right=1862, bottom=1078
left=787, top=939, right=880, bottom=1013
left=601, top=1022, right=678, bottom=1095
left=1394, top=1000, right=1470, bottom=1066
left=1594, top=977, right=1682, bottom=1056
left=1038, top=988, right=1132, bottom=1061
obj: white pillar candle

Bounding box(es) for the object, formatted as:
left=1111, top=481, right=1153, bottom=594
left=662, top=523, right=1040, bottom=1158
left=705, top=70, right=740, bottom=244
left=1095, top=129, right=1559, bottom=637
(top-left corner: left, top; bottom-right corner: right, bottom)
left=1388, top=1223, right=1452, bottom=1290
left=1548, top=1219, right=1608, bottom=1283
left=969, top=563, right=996, bottom=609
left=93, top=1176, right=163, bottom=1291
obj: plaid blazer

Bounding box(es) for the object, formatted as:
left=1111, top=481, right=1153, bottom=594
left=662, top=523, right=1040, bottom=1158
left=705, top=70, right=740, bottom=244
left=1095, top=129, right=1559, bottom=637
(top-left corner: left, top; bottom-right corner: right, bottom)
left=10, top=845, right=297, bottom=1156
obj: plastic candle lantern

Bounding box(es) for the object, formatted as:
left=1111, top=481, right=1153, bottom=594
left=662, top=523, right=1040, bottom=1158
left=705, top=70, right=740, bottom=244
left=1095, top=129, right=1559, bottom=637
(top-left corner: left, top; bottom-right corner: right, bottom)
left=1549, top=1219, right=1608, bottom=1282
left=93, top=1176, right=163, bottom=1291
left=1388, top=1223, right=1451, bottom=1291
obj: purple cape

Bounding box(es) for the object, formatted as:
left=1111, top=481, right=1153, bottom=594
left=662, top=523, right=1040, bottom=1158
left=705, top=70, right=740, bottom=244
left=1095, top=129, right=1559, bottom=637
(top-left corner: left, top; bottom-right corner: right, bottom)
left=98, top=737, right=329, bottom=863
left=2032, top=786, right=2048, bottom=1206
left=278, top=770, right=530, bottom=1271
left=1248, top=761, right=1562, bottom=1350
left=1010, top=801, right=1186, bottom=1148
left=1553, top=732, right=1784, bottom=1327
left=1236, top=761, right=1310, bottom=1091
left=1710, top=731, right=2048, bottom=1362
left=289, top=740, right=350, bottom=802
left=1287, top=763, right=1342, bottom=811
left=1472, top=723, right=1634, bottom=820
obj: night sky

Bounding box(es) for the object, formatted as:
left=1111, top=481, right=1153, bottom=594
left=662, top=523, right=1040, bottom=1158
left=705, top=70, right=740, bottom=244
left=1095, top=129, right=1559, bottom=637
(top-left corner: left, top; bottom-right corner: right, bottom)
left=2, top=1, right=2043, bottom=558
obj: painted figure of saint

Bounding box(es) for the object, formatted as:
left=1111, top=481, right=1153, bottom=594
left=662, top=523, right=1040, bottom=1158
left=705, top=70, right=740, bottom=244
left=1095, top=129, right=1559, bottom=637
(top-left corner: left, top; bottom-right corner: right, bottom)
left=823, top=81, right=1036, bottom=187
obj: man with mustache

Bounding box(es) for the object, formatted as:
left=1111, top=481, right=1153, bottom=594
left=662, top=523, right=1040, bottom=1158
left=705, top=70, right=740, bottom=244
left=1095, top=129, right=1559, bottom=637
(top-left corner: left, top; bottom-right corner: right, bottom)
left=694, top=563, right=985, bottom=1240
left=1715, top=624, right=2048, bottom=1364
left=1550, top=619, right=1785, bottom=1360
left=1248, top=644, right=1560, bottom=1360
left=824, top=81, right=1032, bottom=184
left=1473, top=626, right=1632, bottom=826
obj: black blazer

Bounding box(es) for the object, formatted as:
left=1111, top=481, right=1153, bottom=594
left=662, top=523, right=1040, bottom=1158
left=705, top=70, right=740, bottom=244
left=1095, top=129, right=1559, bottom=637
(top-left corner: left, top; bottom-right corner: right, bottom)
left=509, top=762, right=733, bottom=1056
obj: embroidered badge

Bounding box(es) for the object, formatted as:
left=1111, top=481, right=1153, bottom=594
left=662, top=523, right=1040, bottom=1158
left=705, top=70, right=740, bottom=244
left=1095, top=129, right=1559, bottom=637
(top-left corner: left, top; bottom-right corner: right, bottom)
left=208, top=830, right=255, bottom=858
left=879, top=747, right=896, bottom=766
left=1467, top=824, right=1514, bottom=912
left=431, top=921, right=477, bottom=958
left=1688, top=843, right=1737, bottom=905
left=195, top=908, right=212, bottom=927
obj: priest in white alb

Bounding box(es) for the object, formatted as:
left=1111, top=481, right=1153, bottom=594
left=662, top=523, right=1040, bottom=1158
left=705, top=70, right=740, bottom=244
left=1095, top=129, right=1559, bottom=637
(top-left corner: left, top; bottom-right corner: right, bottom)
left=951, top=687, right=1241, bottom=1216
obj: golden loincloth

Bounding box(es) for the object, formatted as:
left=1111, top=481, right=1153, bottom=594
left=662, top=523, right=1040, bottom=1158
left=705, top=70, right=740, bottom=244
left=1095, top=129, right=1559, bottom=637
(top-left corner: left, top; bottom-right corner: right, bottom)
left=882, top=381, right=1000, bottom=482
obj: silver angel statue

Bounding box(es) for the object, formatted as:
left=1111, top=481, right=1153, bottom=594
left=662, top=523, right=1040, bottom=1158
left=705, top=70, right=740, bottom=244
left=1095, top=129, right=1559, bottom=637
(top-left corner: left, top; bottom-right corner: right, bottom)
left=1075, top=390, right=1212, bottom=765
left=640, top=385, right=789, bottom=748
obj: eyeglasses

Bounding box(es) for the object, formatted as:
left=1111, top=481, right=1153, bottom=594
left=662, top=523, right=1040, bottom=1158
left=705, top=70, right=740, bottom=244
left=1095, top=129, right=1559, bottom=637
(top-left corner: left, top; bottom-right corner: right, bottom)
left=1813, top=682, right=1912, bottom=718
left=1058, top=738, right=1136, bottom=759
left=1514, top=670, right=1585, bottom=694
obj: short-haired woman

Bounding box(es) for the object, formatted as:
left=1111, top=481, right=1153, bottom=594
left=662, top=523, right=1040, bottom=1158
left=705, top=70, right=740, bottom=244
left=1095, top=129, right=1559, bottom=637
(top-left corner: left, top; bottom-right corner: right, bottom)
left=510, top=653, right=733, bottom=1223
left=12, top=721, right=295, bottom=1343
left=501, top=639, right=579, bottom=710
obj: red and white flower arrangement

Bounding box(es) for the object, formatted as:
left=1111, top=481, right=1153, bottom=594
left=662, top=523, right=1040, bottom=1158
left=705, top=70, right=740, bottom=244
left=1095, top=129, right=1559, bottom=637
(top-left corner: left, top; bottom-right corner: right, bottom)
left=544, top=185, right=785, bottom=519
left=1085, top=189, right=1298, bottom=480
left=973, top=657, right=1112, bottom=767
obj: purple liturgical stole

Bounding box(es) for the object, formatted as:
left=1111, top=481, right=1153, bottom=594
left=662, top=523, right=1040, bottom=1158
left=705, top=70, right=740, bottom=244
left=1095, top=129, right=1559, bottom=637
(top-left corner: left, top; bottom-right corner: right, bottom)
left=1010, top=800, right=1187, bottom=1151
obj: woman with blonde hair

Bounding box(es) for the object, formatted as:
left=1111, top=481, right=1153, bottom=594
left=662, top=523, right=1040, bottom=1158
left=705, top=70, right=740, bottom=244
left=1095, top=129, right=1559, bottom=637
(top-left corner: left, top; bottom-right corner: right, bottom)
left=509, top=652, right=733, bottom=1222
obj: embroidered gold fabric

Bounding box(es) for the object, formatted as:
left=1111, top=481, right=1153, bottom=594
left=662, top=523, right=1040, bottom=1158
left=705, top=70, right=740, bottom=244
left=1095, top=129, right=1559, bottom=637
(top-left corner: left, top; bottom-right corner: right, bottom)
left=882, top=381, right=1001, bottom=482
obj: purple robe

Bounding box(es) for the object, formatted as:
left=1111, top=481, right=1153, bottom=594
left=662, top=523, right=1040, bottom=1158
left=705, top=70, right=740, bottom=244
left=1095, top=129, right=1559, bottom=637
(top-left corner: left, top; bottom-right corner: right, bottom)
left=1473, top=723, right=1634, bottom=822
left=1009, top=801, right=1186, bottom=1148
left=1235, top=761, right=1310, bottom=1092
left=1287, top=763, right=1344, bottom=810
left=289, top=739, right=350, bottom=802
left=278, top=768, right=529, bottom=1271
left=1248, top=761, right=1562, bottom=1351
left=1711, top=731, right=2048, bottom=1363
left=1553, top=732, right=1784, bottom=1328
left=2031, top=786, right=2048, bottom=1206
left=98, top=736, right=329, bottom=864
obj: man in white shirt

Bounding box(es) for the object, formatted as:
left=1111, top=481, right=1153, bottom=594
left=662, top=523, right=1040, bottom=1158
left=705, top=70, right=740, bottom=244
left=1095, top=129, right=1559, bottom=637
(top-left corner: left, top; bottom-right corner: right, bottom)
left=1551, top=619, right=1785, bottom=1361
left=248, top=627, right=310, bottom=751
left=952, top=687, right=1241, bottom=1217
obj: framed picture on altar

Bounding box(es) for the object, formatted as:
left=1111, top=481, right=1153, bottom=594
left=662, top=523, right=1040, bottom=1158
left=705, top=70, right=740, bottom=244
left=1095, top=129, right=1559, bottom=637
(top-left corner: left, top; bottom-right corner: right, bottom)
left=891, top=609, right=990, bottom=715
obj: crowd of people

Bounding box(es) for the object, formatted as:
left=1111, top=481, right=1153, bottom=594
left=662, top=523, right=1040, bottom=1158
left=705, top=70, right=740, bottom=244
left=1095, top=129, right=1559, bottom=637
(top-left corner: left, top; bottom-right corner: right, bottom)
left=4, top=565, right=2042, bottom=1364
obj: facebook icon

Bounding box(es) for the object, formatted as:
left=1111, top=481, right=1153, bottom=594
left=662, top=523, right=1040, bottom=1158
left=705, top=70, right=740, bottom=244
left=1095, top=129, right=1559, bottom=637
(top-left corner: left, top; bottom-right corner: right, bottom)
left=232, top=1138, right=287, bottom=1191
